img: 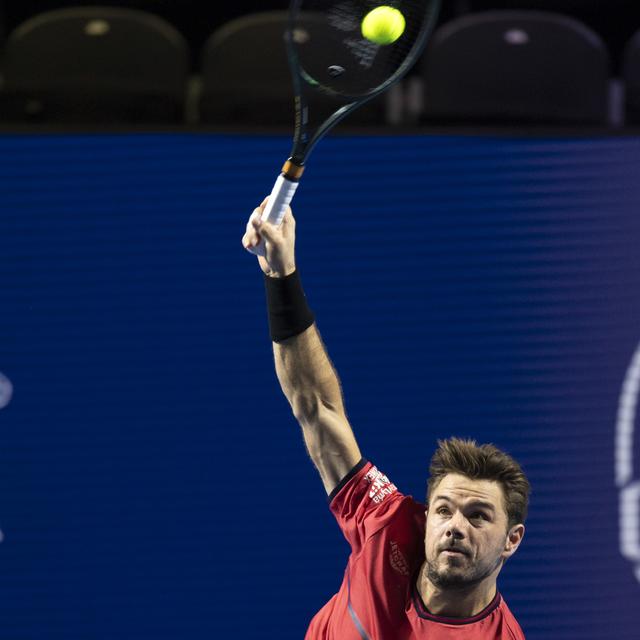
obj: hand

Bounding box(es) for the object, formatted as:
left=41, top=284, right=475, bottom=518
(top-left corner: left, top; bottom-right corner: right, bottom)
left=242, top=197, right=297, bottom=278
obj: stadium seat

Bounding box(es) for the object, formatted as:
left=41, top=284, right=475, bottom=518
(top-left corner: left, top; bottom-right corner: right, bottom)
left=421, top=11, right=611, bottom=125
left=0, top=7, right=190, bottom=124
left=623, top=29, right=640, bottom=125
left=198, top=11, right=387, bottom=127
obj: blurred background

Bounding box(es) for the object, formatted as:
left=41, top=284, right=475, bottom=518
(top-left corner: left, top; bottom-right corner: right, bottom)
left=0, top=1, right=639, bottom=639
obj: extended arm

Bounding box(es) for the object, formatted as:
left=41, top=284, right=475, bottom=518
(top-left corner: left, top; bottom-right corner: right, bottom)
left=243, top=200, right=361, bottom=495
left=274, top=324, right=361, bottom=495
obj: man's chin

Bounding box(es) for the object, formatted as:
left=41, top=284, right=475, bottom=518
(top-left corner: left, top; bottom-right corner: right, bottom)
left=427, top=565, right=480, bottom=590
left=431, top=573, right=470, bottom=588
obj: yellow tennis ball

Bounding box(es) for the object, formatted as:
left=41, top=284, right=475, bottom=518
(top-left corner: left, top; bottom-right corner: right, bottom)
left=361, top=6, right=406, bottom=46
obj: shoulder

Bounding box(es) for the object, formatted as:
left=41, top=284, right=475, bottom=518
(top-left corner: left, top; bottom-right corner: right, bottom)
left=329, top=460, right=425, bottom=550
left=330, top=460, right=424, bottom=524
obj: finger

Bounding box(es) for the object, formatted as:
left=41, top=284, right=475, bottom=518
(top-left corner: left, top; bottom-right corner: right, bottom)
left=281, top=206, right=294, bottom=227
left=278, top=207, right=295, bottom=238
left=242, top=231, right=259, bottom=250
left=255, top=218, right=276, bottom=242
left=249, top=208, right=263, bottom=230
left=251, top=207, right=280, bottom=240
left=244, top=217, right=260, bottom=248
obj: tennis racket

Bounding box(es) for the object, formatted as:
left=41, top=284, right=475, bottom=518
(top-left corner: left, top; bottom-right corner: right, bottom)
left=248, top=0, right=441, bottom=256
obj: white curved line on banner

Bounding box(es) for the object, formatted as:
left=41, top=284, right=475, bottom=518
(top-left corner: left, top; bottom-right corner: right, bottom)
left=616, top=344, right=640, bottom=487
left=616, top=341, right=640, bottom=582
left=0, top=372, right=13, bottom=410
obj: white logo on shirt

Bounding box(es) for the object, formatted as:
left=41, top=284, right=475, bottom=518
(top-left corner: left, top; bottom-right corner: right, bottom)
left=365, top=467, right=397, bottom=504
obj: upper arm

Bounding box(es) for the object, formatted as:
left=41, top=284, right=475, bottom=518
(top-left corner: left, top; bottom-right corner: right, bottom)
left=296, top=399, right=362, bottom=496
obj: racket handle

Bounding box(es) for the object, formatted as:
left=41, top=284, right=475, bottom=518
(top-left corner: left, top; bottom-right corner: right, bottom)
left=264, top=174, right=299, bottom=225
left=248, top=168, right=302, bottom=257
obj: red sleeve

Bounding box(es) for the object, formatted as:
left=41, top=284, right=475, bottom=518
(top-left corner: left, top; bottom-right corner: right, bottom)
left=328, top=459, right=405, bottom=554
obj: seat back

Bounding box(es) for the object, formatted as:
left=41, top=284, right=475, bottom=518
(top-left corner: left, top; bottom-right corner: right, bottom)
left=2, top=6, right=190, bottom=123
left=623, top=30, right=640, bottom=125
left=422, top=11, right=610, bottom=125
left=199, top=11, right=386, bottom=126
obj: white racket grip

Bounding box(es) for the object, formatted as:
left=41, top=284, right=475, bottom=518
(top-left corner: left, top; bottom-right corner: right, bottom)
left=262, top=174, right=299, bottom=226
left=247, top=174, right=299, bottom=257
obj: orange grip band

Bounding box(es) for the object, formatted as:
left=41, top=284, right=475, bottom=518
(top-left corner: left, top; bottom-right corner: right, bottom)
left=281, top=160, right=305, bottom=181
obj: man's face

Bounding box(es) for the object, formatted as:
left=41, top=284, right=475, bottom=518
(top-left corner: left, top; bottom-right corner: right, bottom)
left=424, top=473, right=524, bottom=591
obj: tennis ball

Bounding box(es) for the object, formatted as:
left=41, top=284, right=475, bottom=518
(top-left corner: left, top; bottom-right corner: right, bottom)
left=361, top=6, right=406, bottom=46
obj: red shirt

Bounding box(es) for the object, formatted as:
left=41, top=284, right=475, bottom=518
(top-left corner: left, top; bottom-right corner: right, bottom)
left=305, top=460, right=525, bottom=640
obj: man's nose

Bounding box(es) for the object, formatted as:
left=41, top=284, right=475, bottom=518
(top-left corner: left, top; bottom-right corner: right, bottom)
left=446, top=511, right=468, bottom=539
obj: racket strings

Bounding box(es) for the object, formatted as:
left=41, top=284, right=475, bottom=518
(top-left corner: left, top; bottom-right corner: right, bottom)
left=290, top=0, right=439, bottom=97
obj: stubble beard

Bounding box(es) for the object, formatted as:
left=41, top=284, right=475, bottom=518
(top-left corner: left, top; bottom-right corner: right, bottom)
left=425, top=552, right=502, bottom=591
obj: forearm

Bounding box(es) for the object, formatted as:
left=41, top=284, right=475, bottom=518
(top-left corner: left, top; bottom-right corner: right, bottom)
left=264, top=271, right=343, bottom=417
left=274, top=323, right=361, bottom=492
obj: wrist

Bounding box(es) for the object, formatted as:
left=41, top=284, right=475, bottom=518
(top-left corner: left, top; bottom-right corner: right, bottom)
left=264, top=263, right=297, bottom=279
left=264, top=270, right=315, bottom=342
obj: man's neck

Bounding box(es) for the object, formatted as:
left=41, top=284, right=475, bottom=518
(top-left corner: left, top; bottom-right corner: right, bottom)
left=416, top=563, right=497, bottom=619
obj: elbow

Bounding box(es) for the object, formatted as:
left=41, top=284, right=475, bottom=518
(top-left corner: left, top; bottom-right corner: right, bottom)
left=290, top=392, right=344, bottom=424
left=290, top=392, right=321, bottom=423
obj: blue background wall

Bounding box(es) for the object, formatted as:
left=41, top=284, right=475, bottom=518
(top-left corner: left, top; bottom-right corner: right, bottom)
left=0, top=132, right=638, bottom=638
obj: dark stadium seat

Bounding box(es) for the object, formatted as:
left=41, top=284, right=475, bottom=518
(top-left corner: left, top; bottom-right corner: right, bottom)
left=198, top=11, right=388, bottom=127
left=622, top=30, right=640, bottom=125
left=420, top=11, right=611, bottom=125
left=0, top=7, right=190, bottom=124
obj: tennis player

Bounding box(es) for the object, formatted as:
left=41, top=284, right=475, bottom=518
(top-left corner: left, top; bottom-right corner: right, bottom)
left=243, top=200, right=529, bottom=639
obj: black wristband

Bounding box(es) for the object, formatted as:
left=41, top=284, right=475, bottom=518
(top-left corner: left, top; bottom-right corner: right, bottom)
left=264, top=270, right=315, bottom=343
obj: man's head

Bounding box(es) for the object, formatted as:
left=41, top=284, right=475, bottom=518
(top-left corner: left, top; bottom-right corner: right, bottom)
left=423, top=438, right=530, bottom=591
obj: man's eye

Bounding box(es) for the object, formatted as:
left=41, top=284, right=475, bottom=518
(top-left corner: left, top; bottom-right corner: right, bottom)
left=471, top=513, right=487, bottom=520
left=437, top=508, right=450, bottom=515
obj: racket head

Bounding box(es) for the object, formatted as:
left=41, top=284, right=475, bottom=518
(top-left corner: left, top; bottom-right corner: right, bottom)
left=285, top=0, right=441, bottom=163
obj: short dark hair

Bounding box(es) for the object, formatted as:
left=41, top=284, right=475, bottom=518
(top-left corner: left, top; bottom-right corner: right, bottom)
left=426, top=437, right=531, bottom=530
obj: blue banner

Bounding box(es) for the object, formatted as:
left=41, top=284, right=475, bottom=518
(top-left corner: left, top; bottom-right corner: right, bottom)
left=0, top=132, right=638, bottom=638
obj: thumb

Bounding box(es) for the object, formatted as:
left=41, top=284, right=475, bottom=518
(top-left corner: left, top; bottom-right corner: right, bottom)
left=251, top=210, right=277, bottom=242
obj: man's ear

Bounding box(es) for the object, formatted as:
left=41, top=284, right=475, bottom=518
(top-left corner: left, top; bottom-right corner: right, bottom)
left=502, top=524, right=525, bottom=560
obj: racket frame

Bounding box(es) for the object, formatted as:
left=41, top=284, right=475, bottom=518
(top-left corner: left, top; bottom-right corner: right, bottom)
left=250, top=0, right=442, bottom=254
